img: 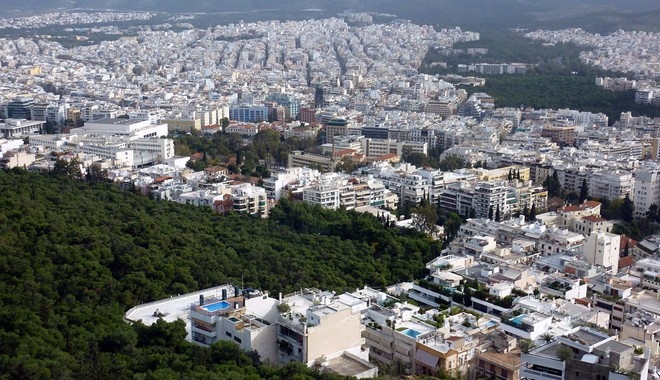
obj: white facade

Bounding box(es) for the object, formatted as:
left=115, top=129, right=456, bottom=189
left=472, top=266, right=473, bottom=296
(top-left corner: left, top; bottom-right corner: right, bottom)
left=634, top=169, right=660, bottom=219
left=583, top=231, right=620, bottom=273
left=71, top=118, right=168, bottom=140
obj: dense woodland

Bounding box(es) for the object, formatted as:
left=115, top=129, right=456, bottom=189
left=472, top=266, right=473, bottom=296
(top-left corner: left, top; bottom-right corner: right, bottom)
left=421, top=30, right=660, bottom=123
left=0, top=169, right=444, bottom=379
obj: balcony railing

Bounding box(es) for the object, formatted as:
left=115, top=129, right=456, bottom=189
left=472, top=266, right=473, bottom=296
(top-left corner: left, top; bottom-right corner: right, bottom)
left=520, top=368, right=562, bottom=380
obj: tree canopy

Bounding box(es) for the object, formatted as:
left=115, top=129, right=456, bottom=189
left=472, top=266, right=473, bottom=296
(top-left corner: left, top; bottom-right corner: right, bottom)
left=0, top=169, right=442, bottom=378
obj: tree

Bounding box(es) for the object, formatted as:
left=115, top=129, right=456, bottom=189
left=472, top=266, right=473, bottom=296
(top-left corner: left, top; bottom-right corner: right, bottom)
left=543, top=170, right=562, bottom=197
left=411, top=204, right=439, bottom=236
left=529, top=203, right=537, bottom=220
left=87, top=163, right=108, bottom=183
left=557, top=347, right=574, bottom=362
left=621, top=194, right=634, bottom=222
left=495, top=205, right=501, bottom=222
left=488, top=205, right=494, bottom=220
left=519, top=339, right=535, bottom=354
left=507, top=169, right=513, bottom=181
left=579, top=178, right=589, bottom=202
left=646, top=203, right=659, bottom=223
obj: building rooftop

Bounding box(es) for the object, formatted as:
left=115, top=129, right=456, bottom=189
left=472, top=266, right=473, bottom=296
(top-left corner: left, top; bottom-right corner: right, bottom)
left=91, top=118, right=144, bottom=125
left=323, top=353, right=374, bottom=377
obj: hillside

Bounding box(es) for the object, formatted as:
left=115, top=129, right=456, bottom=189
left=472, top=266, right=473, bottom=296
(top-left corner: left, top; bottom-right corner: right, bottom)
left=0, top=169, right=439, bottom=378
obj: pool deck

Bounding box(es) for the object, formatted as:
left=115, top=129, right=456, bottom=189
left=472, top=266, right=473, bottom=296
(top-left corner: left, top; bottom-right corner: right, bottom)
left=124, top=284, right=235, bottom=341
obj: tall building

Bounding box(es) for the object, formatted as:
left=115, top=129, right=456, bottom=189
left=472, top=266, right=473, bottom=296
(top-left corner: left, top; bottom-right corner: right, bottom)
left=265, top=93, right=300, bottom=120
left=7, top=97, right=34, bottom=120
left=634, top=168, right=660, bottom=219
left=229, top=105, right=268, bottom=123
left=582, top=231, right=620, bottom=273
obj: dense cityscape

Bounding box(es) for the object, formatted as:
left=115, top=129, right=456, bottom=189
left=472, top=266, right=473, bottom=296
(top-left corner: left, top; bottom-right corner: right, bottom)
left=2, top=3, right=660, bottom=380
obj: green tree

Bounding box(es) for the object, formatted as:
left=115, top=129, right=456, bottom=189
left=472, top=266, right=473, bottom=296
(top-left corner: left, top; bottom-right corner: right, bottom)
left=543, top=170, right=562, bottom=197
left=411, top=203, right=439, bottom=236
left=579, top=178, right=589, bottom=202
left=495, top=205, right=501, bottom=222
left=646, top=203, right=660, bottom=223
left=621, top=194, right=634, bottom=222
left=529, top=203, right=537, bottom=220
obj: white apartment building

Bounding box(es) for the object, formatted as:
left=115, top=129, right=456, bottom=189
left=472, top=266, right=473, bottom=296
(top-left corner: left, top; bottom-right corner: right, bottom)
left=634, top=168, right=660, bottom=219
left=231, top=183, right=268, bottom=216
left=582, top=231, right=620, bottom=274
left=303, top=182, right=341, bottom=209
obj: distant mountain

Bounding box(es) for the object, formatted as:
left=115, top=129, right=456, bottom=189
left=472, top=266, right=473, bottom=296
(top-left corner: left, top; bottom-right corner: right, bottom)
left=4, top=0, right=660, bottom=31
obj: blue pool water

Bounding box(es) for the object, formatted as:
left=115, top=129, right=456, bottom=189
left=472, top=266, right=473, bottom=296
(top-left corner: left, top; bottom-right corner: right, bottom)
left=485, top=320, right=498, bottom=328
left=202, top=301, right=231, bottom=312
left=402, top=329, right=422, bottom=339
left=510, top=315, right=525, bottom=325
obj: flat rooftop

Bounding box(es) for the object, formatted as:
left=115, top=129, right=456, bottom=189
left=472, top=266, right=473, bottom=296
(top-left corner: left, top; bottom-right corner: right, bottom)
left=91, top=118, right=145, bottom=125
left=595, top=340, right=631, bottom=354
left=569, top=329, right=608, bottom=346
left=324, top=354, right=373, bottom=377
left=124, top=284, right=236, bottom=341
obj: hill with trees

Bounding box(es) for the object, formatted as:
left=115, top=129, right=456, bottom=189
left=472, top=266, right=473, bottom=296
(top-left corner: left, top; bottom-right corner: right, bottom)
left=0, top=169, right=441, bottom=378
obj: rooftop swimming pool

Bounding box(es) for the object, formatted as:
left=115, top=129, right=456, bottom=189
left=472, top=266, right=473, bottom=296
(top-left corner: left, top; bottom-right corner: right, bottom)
left=510, top=315, right=526, bottom=325
left=401, top=328, right=422, bottom=339
left=201, top=300, right=231, bottom=312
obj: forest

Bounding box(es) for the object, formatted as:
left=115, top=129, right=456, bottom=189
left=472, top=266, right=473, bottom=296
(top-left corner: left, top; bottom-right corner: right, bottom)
left=0, top=169, right=442, bottom=378
left=421, top=29, right=660, bottom=123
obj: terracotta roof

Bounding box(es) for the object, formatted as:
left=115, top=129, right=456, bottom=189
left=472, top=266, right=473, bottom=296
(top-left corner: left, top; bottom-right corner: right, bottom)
left=620, top=235, right=638, bottom=250
left=582, top=215, right=607, bottom=222
left=584, top=201, right=602, bottom=208
left=376, top=153, right=399, bottom=160
left=560, top=205, right=586, bottom=212
left=154, top=176, right=174, bottom=183
left=618, top=255, right=635, bottom=269
left=333, top=148, right=356, bottom=156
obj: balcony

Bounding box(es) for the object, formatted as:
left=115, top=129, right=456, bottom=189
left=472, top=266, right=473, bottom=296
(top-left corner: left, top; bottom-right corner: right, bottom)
left=191, top=325, right=217, bottom=338
left=520, top=368, right=563, bottom=380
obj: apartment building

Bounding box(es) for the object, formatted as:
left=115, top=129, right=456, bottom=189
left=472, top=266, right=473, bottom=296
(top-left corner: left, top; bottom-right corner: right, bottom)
left=582, top=231, right=620, bottom=274
left=288, top=150, right=339, bottom=172
left=634, top=168, right=660, bottom=219
left=520, top=327, right=647, bottom=380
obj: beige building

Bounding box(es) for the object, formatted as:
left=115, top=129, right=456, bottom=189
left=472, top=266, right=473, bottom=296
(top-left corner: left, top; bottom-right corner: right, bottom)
left=161, top=117, right=202, bottom=133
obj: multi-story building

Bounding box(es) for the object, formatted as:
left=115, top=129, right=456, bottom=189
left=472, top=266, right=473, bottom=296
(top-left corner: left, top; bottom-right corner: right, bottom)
left=72, top=118, right=168, bottom=140
left=0, top=119, right=45, bottom=138
left=363, top=138, right=427, bottom=160
left=6, top=96, right=34, bottom=120
left=634, top=168, right=660, bottom=219
left=520, top=327, right=647, bottom=380
left=189, top=286, right=279, bottom=365
left=582, top=231, right=620, bottom=274
left=229, top=105, right=268, bottom=123
left=225, top=123, right=260, bottom=138
left=231, top=183, right=268, bottom=216
left=288, top=150, right=339, bottom=172
left=541, top=125, right=576, bottom=147
left=472, top=181, right=508, bottom=219
left=265, top=93, right=300, bottom=120
left=276, top=289, right=373, bottom=371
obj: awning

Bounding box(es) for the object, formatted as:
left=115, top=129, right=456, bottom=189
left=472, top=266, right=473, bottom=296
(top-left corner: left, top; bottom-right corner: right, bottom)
left=414, top=349, right=440, bottom=368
